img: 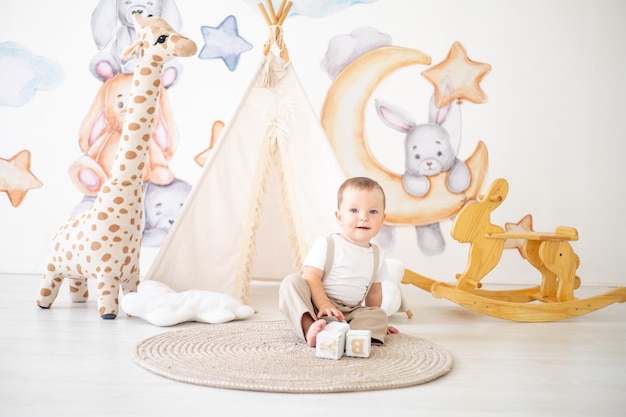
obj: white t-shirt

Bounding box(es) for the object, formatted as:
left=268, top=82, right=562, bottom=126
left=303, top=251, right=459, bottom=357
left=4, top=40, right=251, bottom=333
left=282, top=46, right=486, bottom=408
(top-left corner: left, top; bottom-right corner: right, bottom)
left=303, top=234, right=391, bottom=306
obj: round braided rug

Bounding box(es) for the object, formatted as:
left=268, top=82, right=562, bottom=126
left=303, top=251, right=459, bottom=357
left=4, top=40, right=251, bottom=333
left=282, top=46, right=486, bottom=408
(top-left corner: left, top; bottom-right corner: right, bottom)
left=132, top=320, right=453, bottom=393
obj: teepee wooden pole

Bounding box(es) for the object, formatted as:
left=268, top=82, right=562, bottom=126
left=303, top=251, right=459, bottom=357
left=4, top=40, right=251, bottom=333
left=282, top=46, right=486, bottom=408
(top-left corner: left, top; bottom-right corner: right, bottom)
left=259, top=0, right=292, bottom=62
left=276, top=0, right=288, bottom=18
left=259, top=3, right=271, bottom=26
left=278, top=1, right=292, bottom=26
left=266, top=0, right=277, bottom=23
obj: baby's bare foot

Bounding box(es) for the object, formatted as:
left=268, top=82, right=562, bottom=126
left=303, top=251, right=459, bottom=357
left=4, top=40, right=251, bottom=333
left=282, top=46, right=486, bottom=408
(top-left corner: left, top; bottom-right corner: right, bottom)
left=306, top=319, right=326, bottom=347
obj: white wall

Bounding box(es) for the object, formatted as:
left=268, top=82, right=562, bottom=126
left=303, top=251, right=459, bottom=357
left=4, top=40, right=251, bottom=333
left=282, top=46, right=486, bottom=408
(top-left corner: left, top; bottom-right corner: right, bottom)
left=1, top=0, right=625, bottom=286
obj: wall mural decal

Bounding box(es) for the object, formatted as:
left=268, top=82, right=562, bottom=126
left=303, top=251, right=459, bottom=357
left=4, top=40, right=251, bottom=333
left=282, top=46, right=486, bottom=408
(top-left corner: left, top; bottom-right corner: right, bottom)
left=0, top=41, right=63, bottom=207
left=198, top=15, right=253, bottom=71
left=69, top=59, right=182, bottom=197
left=0, top=0, right=540, bottom=262
left=374, top=92, right=471, bottom=255
left=0, top=150, right=43, bottom=207
left=243, top=0, right=380, bottom=19
left=321, top=26, right=392, bottom=79
left=89, top=0, right=183, bottom=74
left=320, top=30, right=490, bottom=256
left=503, top=214, right=534, bottom=258
left=0, top=41, right=65, bottom=107
left=422, top=41, right=492, bottom=108
left=194, top=120, right=224, bottom=167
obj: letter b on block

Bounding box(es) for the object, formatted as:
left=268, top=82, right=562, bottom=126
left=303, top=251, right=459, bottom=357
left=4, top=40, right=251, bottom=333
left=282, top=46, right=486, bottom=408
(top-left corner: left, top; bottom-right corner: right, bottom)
left=345, top=330, right=371, bottom=358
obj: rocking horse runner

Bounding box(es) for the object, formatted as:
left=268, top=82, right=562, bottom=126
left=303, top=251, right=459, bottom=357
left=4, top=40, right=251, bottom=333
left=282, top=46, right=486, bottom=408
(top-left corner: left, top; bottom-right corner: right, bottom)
left=403, top=178, right=626, bottom=322
left=36, top=14, right=197, bottom=319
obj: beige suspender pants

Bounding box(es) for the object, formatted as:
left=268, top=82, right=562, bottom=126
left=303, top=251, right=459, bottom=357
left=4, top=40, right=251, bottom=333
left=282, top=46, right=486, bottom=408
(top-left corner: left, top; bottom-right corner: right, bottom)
left=278, top=235, right=389, bottom=344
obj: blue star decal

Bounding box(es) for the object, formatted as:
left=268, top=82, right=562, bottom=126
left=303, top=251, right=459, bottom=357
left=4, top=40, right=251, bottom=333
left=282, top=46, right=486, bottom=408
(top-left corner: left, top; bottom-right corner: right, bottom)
left=199, top=15, right=253, bottom=72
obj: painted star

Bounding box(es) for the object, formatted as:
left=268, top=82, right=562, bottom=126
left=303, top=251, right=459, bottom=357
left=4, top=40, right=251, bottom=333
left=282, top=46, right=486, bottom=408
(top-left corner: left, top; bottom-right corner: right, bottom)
left=194, top=120, right=224, bottom=167
left=503, top=214, right=534, bottom=258
left=422, top=41, right=491, bottom=108
left=199, top=15, right=253, bottom=71
left=0, top=150, right=43, bottom=207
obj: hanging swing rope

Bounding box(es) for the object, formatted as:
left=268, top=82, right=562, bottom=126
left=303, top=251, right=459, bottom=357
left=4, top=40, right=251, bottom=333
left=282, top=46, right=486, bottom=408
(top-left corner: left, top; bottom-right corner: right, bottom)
left=259, top=0, right=292, bottom=63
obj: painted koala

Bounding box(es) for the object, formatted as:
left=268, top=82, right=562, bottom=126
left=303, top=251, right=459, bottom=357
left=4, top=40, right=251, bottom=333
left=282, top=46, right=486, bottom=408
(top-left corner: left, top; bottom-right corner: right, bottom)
left=69, top=178, right=190, bottom=248
left=142, top=179, right=191, bottom=247
left=68, top=59, right=180, bottom=196
left=375, top=94, right=471, bottom=256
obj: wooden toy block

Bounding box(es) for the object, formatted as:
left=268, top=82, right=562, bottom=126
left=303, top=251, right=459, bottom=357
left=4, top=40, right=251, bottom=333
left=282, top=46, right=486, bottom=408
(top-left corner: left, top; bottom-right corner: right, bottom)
left=345, top=330, right=371, bottom=358
left=315, top=329, right=345, bottom=360
left=323, top=321, right=350, bottom=334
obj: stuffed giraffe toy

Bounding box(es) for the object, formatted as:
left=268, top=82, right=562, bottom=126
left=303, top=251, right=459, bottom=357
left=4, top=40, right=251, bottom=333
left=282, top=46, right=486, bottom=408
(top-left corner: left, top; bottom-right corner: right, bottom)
left=37, top=14, right=197, bottom=319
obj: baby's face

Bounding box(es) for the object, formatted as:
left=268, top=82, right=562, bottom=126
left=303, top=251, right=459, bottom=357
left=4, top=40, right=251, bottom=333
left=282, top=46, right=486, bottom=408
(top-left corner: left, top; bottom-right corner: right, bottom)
left=335, top=187, right=386, bottom=247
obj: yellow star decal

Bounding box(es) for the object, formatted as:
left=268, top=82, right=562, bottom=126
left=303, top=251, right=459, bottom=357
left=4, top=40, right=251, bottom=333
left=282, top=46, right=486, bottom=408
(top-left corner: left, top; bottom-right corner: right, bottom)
left=0, top=150, right=43, bottom=207
left=422, top=41, right=491, bottom=108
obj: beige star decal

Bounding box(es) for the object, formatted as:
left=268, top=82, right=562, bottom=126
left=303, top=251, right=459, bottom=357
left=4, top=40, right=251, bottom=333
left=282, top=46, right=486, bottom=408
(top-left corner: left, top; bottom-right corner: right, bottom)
left=194, top=120, right=224, bottom=167
left=422, top=41, right=491, bottom=108
left=0, top=150, right=43, bottom=207
left=504, top=214, right=534, bottom=258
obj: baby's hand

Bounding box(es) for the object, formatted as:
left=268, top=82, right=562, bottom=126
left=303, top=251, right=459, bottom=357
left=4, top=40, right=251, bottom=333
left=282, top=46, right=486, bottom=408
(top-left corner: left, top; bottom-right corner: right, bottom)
left=386, top=325, right=400, bottom=335
left=316, top=304, right=345, bottom=322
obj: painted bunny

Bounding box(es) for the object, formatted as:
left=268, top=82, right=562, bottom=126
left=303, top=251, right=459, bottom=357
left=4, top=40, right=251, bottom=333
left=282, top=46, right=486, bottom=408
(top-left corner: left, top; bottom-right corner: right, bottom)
left=90, top=0, right=182, bottom=74
left=375, top=92, right=470, bottom=255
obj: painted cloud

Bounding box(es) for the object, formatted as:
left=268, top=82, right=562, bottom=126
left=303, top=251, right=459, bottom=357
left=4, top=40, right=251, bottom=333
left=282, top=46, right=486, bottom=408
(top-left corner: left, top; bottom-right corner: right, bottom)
left=243, top=0, right=379, bottom=18
left=0, top=41, right=65, bottom=107
left=320, top=27, right=392, bottom=79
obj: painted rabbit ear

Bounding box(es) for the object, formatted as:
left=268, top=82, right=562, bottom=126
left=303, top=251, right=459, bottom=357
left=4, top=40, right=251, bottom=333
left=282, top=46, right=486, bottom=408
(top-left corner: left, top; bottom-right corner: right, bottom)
left=375, top=99, right=415, bottom=133
left=120, top=40, right=142, bottom=60
left=91, top=0, right=117, bottom=50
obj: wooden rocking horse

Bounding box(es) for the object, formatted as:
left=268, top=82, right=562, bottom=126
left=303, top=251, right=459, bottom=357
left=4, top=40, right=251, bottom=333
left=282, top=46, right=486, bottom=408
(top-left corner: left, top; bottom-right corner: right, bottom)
left=403, top=178, right=626, bottom=322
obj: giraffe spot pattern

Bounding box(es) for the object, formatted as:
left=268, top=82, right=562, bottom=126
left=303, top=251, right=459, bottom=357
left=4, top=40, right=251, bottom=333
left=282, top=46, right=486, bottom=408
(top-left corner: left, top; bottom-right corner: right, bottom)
left=38, top=15, right=195, bottom=319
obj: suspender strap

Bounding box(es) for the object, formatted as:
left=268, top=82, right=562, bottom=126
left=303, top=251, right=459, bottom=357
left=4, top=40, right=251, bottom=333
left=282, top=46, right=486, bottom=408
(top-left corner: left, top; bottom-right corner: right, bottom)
left=323, top=234, right=380, bottom=304
left=323, top=234, right=335, bottom=280
left=369, top=244, right=380, bottom=301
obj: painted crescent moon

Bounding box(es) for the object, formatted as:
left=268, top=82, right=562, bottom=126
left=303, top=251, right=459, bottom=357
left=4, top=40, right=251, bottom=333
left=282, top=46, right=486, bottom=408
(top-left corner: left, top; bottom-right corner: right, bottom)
left=321, top=46, right=488, bottom=226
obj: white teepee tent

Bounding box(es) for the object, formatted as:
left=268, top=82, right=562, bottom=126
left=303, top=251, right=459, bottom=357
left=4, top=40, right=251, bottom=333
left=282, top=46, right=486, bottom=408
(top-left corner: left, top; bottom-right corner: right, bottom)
left=143, top=1, right=345, bottom=304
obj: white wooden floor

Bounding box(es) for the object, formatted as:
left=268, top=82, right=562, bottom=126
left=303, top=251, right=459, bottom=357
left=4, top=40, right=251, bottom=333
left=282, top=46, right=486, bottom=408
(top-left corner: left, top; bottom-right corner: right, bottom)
left=1, top=273, right=625, bottom=417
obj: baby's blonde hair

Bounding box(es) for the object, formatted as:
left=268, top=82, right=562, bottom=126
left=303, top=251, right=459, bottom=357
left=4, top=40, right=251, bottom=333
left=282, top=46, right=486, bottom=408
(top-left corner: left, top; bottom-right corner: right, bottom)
left=337, top=177, right=386, bottom=210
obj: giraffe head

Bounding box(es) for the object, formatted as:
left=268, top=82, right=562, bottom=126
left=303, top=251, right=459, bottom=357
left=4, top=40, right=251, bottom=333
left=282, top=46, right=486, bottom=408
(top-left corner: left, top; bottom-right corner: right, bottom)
left=121, top=14, right=197, bottom=63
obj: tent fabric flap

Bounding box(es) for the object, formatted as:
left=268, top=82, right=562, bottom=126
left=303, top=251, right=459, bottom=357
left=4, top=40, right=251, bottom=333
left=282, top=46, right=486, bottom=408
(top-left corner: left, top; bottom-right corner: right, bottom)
left=144, top=54, right=345, bottom=302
